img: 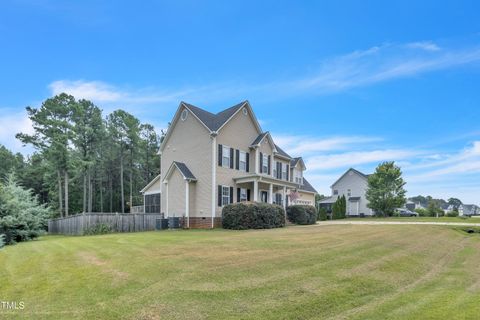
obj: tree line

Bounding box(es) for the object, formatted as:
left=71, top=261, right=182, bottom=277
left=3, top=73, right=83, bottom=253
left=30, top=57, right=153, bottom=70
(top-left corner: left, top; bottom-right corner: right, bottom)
left=3, top=93, right=163, bottom=218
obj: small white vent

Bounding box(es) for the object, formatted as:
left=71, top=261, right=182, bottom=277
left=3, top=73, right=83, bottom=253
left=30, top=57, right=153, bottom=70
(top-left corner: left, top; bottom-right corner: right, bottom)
left=242, top=107, right=248, bottom=115
left=181, top=109, right=188, bottom=121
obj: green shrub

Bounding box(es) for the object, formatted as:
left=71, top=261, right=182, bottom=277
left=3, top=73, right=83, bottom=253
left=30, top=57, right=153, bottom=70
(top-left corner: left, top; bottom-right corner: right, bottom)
left=446, top=210, right=459, bottom=217
left=287, top=205, right=317, bottom=225
left=332, top=196, right=346, bottom=219
left=415, top=208, right=428, bottom=217
left=84, top=223, right=112, bottom=236
left=0, top=173, right=50, bottom=245
left=318, top=207, right=328, bottom=221
left=222, top=202, right=285, bottom=230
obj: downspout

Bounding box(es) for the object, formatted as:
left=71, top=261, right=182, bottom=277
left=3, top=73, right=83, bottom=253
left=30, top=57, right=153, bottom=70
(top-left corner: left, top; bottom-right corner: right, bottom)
left=211, top=132, right=218, bottom=228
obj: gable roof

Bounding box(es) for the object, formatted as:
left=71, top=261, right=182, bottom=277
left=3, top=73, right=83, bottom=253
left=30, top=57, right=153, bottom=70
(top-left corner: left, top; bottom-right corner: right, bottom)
left=182, top=101, right=258, bottom=132
left=140, top=174, right=161, bottom=193
left=331, top=168, right=370, bottom=188
left=163, top=161, right=197, bottom=182
left=298, top=178, right=317, bottom=194
left=274, top=144, right=292, bottom=159
left=250, top=131, right=277, bottom=151
left=290, top=157, right=306, bottom=170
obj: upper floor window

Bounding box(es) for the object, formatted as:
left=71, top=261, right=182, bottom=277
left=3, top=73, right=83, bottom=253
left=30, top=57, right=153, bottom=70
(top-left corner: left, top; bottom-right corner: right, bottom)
left=262, top=154, right=268, bottom=174
left=239, top=151, right=247, bottom=171
left=333, top=189, right=339, bottom=195
left=222, top=186, right=230, bottom=206
left=222, top=146, right=231, bottom=168
left=282, top=163, right=287, bottom=180
left=273, top=161, right=277, bottom=178
left=347, top=189, right=351, bottom=197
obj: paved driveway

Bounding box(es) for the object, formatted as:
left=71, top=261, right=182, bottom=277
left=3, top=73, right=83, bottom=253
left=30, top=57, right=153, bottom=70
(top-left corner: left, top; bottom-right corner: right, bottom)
left=317, top=220, right=480, bottom=227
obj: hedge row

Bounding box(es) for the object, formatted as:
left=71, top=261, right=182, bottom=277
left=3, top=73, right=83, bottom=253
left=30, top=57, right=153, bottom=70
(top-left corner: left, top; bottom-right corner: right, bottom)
left=222, top=202, right=285, bottom=230
left=287, top=205, right=317, bottom=225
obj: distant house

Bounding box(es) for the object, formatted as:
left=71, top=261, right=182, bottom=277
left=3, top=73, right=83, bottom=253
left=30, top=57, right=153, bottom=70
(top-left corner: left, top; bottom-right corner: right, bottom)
left=405, top=201, right=426, bottom=212
left=460, top=204, right=480, bottom=216
left=140, top=101, right=317, bottom=228
left=318, top=168, right=374, bottom=216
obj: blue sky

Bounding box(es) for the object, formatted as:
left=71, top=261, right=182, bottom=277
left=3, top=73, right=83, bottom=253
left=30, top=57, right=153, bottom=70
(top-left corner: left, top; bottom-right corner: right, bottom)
left=1, top=0, right=480, bottom=203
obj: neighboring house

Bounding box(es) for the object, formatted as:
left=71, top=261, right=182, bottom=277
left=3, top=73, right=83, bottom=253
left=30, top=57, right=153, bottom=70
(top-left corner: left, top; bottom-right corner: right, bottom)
left=318, top=168, right=374, bottom=216
left=405, top=201, right=426, bottom=212
left=460, top=204, right=480, bottom=216
left=141, top=101, right=317, bottom=228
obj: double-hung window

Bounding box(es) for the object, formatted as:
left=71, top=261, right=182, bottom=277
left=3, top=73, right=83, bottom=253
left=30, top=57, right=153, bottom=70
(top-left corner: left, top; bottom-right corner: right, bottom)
left=281, top=163, right=287, bottom=180
left=222, top=186, right=230, bottom=206
left=240, top=188, right=247, bottom=202
left=273, top=161, right=277, bottom=178
left=262, top=154, right=268, bottom=173
left=239, top=151, right=247, bottom=171
left=222, top=146, right=230, bottom=168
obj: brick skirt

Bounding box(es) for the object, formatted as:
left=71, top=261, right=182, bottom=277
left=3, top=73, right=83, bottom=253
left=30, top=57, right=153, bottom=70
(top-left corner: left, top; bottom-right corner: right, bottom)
left=180, top=217, right=222, bottom=229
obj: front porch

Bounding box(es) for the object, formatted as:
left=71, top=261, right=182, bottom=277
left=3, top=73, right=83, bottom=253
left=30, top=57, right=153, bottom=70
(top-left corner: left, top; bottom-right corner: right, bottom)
left=233, top=174, right=299, bottom=209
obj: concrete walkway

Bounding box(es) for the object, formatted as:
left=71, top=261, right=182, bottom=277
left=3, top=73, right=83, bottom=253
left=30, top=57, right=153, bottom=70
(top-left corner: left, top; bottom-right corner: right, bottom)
left=317, top=220, right=480, bottom=227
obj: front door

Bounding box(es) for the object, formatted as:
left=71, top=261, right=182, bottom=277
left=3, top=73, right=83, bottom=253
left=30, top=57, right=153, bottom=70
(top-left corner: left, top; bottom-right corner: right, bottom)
left=261, top=191, right=268, bottom=203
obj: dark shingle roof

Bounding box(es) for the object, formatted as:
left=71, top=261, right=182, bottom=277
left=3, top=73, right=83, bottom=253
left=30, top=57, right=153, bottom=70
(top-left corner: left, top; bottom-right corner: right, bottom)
left=290, top=157, right=302, bottom=167
left=182, top=101, right=247, bottom=132
left=251, top=132, right=268, bottom=146
left=299, top=178, right=317, bottom=193
left=274, top=144, right=292, bottom=159
left=173, top=162, right=197, bottom=181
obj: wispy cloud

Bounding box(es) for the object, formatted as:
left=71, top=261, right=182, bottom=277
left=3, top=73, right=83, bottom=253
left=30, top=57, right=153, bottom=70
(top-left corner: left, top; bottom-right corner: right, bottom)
left=48, top=40, right=480, bottom=105
left=288, top=42, right=480, bottom=94
left=273, top=134, right=383, bottom=155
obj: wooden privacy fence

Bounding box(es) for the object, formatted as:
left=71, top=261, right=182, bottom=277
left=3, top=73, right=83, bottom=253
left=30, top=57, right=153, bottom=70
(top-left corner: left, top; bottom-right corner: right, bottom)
left=48, top=213, right=163, bottom=235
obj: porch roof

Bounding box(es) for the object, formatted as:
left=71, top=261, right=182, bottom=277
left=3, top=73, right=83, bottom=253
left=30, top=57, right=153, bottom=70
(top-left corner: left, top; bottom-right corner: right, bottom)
left=233, top=174, right=299, bottom=188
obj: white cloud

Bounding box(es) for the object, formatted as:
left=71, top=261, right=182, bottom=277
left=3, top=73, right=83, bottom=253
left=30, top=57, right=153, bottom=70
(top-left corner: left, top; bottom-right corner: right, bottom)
left=274, top=134, right=382, bottom=155
left=305, top=149, right=418, bottom=170
left=49, top=80, right=125, bottom=102
left=0, top=112, right=34, bottom=153
left=287, top=42, right=480, bottom=94
left=406, top=41, right=441, bottom=51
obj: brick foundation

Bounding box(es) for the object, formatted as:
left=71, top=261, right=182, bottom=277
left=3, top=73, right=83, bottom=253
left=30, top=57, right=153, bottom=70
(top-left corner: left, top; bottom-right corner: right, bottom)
left=180, top=217, right=222, bottom=229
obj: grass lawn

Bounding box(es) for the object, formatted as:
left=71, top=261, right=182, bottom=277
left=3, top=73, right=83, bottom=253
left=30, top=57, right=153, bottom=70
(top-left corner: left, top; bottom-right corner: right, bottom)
left=343, top=216, right=479, bottom=223
left=1, top=225, right=480, bottom=319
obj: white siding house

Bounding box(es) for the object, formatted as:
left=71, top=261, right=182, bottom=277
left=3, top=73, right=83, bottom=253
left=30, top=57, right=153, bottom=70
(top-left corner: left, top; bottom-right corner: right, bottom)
left=319, top=168, right=374, bottom=216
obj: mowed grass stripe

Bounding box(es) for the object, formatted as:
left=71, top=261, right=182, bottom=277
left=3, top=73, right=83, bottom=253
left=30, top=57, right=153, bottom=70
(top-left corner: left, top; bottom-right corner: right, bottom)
left=1, top=225, right=479, bottom=319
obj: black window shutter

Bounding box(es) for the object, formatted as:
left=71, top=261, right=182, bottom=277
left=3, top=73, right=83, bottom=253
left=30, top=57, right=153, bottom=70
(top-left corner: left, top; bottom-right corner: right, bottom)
left=268, top=155, right=271, bottom=175
left=229, top=187, right=234, bottom=204
left=235, top=149, right=240, bottom=170
left=230, top=148, right=234, bottom=169
left=218, top=144, right=223, bottom=166
left=259, top=152, right=263, bottom=173
left=286, top=164, right=290, bottom=181
left=247, top=189, right=251, bottom=201
left=237, top=188, right=241, bottom=202
left=218, top=185, right=222, bottom=207
left=246, top=153, right=250, bottom=172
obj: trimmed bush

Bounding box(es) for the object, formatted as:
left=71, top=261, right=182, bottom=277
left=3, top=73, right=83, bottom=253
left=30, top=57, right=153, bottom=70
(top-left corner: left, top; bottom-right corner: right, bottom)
left=287, top=205, right=317, bottom=225
left=222, top=202, right=285, bottom=230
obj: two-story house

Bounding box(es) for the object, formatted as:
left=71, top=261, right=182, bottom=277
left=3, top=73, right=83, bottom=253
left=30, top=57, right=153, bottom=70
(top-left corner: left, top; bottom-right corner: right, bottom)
left=318, top=168, right=374, bottom=216
left=141, top=101, right=317, bottom=228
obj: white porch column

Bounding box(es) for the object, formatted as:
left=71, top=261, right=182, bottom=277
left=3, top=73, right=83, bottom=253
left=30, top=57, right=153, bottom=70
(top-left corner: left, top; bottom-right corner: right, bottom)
left=185, top=181, right=190, bottom=229
left=283, top=186, right=287, bottom=210
left=269, top=184, right=273, bottom=204
left=253, top=180, right=258, bottom=202
left=164, top=182, right=169, bottom=218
